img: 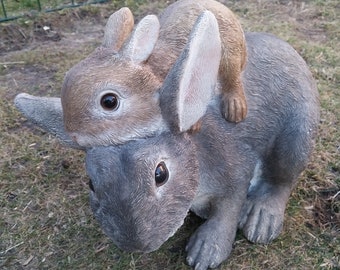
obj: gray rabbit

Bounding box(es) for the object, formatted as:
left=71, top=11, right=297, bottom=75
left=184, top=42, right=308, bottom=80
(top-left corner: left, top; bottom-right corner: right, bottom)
left=14, top=12, right=319, bottom=270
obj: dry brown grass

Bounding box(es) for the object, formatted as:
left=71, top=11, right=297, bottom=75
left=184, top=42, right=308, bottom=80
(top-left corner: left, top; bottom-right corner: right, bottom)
left=1, top=0, right=339, bottom=269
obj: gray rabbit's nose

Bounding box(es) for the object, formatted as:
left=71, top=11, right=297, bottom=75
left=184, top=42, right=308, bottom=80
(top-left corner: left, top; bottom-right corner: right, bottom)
left=106, top=226, right=158, bottom=253
left=113, top=238, right=155, bottom=253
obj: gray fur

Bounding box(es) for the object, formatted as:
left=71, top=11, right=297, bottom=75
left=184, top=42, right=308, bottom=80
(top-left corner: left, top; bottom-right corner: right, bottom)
left=14, top=93, right=83, bottom=150
left=13, top=16, right=319, bottom=270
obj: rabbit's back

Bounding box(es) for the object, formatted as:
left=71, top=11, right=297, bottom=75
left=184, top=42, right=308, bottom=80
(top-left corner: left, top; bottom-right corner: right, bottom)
left=242, top=32, right=319, bottom=150
left=200, top=32, right=319, bottom=153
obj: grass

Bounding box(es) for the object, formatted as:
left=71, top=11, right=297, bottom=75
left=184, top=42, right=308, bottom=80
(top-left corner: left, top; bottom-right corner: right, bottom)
left=0, top=0, right=109, bottom=20
left=0, top=0, right=339, bottom=269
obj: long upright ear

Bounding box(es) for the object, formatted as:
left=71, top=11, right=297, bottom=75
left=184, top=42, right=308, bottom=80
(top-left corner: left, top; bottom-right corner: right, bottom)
left=14, top=93, right=84, bottom=150
left=119, top=14, right=160, bottom=64
left=102, top=7, right=134, bottom=51
left=160, top=11, right=221, bottom=133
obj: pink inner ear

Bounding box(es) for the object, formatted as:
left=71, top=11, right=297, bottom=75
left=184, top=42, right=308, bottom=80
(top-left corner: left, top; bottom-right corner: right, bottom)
left=184, top=71, right=204, bottom=105
left=121, top=15, right=160, bottom=64
left=176, top=11, right=221, bottom=132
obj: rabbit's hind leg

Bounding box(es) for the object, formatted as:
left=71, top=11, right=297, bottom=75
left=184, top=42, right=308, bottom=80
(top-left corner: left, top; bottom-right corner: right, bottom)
left=238, top=167, right=292, bottom=244
left=238, top=123, right=314, bottom=243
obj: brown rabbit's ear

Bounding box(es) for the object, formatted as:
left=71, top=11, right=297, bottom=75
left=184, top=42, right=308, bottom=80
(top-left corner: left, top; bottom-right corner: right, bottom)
left=102, top=7, right=134, bottom=51
left=160, top=11, right=221, bottom=133
left=120, top=14, right=160, bottom=64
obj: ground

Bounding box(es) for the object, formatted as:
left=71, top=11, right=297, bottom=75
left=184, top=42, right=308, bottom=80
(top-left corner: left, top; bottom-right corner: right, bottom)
left=0, top=0, right=339, bottom=269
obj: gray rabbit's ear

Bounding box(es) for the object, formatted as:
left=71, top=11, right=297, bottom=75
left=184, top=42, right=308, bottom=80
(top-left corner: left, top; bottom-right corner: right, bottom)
left=120, top=14, right=160, bottom=64
left=160, top=11, right=221, bottom=132
left=14, top=93, right=84, bottom=150
left=102, top=7, right=134, bottom=51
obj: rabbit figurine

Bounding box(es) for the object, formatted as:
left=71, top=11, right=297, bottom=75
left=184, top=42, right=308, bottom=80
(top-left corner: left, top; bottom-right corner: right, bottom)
left=60, top=0, right=247, bottom=147
left=14, top=12, right=319, bottom=270
left=85, top=11, right=320, bottom=270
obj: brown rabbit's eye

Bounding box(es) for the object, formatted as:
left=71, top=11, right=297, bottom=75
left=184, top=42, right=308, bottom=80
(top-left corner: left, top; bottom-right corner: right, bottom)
left=100, top=93, right=119, bottom=110
left=155, top=162, right=169, bottom=187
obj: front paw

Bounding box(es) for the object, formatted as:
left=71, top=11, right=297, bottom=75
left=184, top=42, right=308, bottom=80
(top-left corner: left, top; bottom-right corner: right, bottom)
left=185, top=221, right=234, bottom=270
left=221, top=90, right=247, bottom=123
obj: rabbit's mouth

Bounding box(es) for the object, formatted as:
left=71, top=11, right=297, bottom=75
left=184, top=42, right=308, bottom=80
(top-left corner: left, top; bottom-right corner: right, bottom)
left=94, top=210, right=173, bottom=253
left=112, top=237, right=163, bottom=253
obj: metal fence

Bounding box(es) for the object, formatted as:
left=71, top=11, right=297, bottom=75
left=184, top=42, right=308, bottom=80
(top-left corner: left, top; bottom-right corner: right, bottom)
left=0, top=0, right=110, bottom=22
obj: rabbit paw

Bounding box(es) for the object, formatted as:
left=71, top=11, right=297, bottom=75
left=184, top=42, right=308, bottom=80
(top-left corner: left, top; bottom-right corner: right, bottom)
left=221, top=88, right=247, bottom=123
left=185, top=221, right=233, bottom=270
left=238, top=184, right=288, bottom=244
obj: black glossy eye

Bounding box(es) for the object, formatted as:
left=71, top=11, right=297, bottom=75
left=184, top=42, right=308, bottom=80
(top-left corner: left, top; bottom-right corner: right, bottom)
left=89, top=179, right=95, bottom=192
left=155, top=162, right=169, bottom=187
left=100, top=93, right=119, bottom=110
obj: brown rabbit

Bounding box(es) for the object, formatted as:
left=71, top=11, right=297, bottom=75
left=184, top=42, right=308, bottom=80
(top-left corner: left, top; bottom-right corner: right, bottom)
left=61, top=0, right=247, bottom=147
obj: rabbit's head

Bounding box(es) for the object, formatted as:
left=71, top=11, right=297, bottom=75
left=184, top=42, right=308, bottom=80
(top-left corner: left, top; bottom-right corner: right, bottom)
left=61, top=8, right=164, bottom=147
left=85, top=11, right=221, bottom=252
left=86, top=134, right=198, bottom=252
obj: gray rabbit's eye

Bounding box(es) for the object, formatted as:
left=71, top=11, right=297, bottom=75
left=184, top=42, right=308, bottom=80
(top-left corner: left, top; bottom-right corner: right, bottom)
left=155, top=162, right=169, bottom=187
left=89, top=179, right=95, bottom=192
left=100, top=93, right=119, bottom=110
